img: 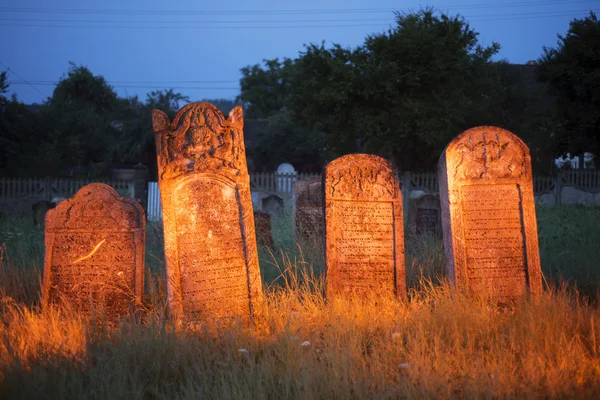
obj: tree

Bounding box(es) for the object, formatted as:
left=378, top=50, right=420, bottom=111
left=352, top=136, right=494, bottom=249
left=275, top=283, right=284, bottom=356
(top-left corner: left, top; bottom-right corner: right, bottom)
left=288, top=9, right=505, bottom=170
left=31, top=63, right=123, bottom=176
left=245, top=108, right=325, bottom=171
left=536, top=12, right=600, bottom=163
left=0, top=71, right=37, bottom=175
left=238, top=58, right=295, bottom=119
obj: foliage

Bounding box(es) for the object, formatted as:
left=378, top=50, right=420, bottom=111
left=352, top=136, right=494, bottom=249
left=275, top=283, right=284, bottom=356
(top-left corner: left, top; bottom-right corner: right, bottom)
left=239, top=10, right=542, bottom=171
left=0, top=64, right=195, bottom=177
left=24, top=63, right=123, bottom=176
left=0, top=72, right=37, bottom=175
left=238, top=58, right=295, bottom=119
left=246, top=108, right=325, bottom=171
left=537, top=12, right=600, bottom=159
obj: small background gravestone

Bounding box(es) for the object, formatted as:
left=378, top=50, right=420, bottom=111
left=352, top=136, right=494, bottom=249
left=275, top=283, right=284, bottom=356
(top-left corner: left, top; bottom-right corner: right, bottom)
left=406, top=191, right=441, bottom=236
left=324, top=154, right=406, bottom=299
left=438, top=126, right=542, bottom=297
left=293, top=177, right=324, bottom=242
left=153, top=102, right=263, bottom=323
left=42, top=183, right=145, bottom=318
left=254, top=211, right=274, bottom=250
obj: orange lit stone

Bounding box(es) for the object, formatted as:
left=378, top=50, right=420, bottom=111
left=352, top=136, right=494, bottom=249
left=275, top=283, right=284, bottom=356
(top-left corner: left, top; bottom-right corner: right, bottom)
left=42, top=183, right=145, bottom=318
left=152, top=102, right=263, bottom=323
left=324, top=154, right=406, bottom=299
left=438, top=126, right=543, bottom=297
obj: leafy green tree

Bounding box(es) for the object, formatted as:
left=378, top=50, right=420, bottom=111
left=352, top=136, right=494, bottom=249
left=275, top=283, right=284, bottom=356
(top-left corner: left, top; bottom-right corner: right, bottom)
left=0, top=71, right=37, bottom=176
left=238, top=58, right=295, bottom=119
left=536, top=11, right=600, bottom=163
left=31, top=63, right=123, bottom=175
left=288, top=9, right=505, bottom=171
left=245, top=108, right=325, bottom=171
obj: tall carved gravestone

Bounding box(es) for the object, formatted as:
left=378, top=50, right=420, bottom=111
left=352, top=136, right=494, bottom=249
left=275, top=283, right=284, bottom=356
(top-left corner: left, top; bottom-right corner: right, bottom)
left=438, top=126, right=542, bottom=297
left=324, top=154, right=406, bottom=299
left=42, top=183, right=145, bottom=317
left=293, top=177, right=324, bottom=241
left=153, top=102, right=263, bottom=322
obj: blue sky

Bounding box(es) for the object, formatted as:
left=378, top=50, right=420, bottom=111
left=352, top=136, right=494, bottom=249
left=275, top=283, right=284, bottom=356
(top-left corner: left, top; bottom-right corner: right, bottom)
left=0, top=0, right=597, bottom=105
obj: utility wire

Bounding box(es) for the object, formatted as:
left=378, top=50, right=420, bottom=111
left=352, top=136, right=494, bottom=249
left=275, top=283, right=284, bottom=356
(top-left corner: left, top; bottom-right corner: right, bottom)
left=0, top=8, right=595, bottom=24
left=0, top=0, right=594, bottom=15
left=8, top=81, right=239, bottom=90
left=0, top=9, right=600, bottom=30
left=11, top=80, right=240, bottom=84
left=0, top=61, right=48, bottom=98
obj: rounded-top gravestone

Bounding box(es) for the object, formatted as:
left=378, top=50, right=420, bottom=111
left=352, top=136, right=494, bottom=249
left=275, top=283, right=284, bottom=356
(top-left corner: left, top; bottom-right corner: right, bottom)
left=276, top=163, right=297, bottom=193
left=438, top=126, right=542, bottom=298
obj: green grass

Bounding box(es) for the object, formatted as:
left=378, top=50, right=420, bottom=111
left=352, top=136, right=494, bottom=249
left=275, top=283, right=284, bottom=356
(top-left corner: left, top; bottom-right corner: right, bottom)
left=1, top=205, right=600, bottom=398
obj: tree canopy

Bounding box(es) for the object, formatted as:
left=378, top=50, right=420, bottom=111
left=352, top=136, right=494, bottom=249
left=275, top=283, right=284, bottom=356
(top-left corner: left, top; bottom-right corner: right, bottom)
left=536, top=11, right=600, bottom=161
left=1, top=9, right=598, bottom=177
left=238, top=9, right=547, bottom=171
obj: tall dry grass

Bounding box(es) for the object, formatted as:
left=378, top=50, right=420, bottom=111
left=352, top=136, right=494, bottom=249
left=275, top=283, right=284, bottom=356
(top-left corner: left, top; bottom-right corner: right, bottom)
left=1, top=207, right=600, bottom=398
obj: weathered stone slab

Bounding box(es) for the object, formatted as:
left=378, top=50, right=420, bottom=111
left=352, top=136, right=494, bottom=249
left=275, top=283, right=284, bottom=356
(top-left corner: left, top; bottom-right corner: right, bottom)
left=293, top=177, right=324, bottom=242
left=406, top=192, right=441, bottom=236
left=42, top=183, right=145, bottom=318
left=153, top=102, right=263, bottom=322
left=254, top=211, right=274, bottom=250
left=438, top=126, right=542, bottom=297
left=324, top=154, right=406, bottom=299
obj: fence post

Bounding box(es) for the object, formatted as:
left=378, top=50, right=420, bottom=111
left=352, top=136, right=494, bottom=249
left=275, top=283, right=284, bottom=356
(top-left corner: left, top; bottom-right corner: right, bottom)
left=44, top=177, right=52, bottom=201
left=555, top=171, right=563, bottom=206
left=402, top=171, right=411, bottom=226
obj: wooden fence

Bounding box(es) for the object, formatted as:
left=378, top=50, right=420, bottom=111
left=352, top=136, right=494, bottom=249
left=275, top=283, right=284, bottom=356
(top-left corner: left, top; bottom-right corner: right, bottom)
left=3, top=169, right=598, bottom=220
left=0, top=177, right=136, bottom=217
left=250, top=172, right=321, bottom=193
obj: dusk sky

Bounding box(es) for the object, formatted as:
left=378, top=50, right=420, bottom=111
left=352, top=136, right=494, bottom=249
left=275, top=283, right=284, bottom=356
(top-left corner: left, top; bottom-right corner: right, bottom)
left=1, top=0, right=598, bottom=105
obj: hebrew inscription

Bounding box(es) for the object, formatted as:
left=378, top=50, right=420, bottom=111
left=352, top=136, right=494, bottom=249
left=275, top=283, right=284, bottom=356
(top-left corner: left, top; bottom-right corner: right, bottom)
left=42, top=183, right=145, bottom=319
left=325, top=154, right=406, bottom=299
left=153, top=102, right=263, bottom=323
left=176, top=178, right=250, bottom=319
left=438, top=126, right=542, bottom=297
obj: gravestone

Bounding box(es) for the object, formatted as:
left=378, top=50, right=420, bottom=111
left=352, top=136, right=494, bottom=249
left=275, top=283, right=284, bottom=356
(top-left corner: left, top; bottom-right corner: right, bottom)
left=406, top=192, right=441, bottom=236
left=438, top=126, right=542, bottom=297
left=32, top=200, right=56, bottom=228
left=293, top=177, right=324, bottom=241
left=324, top=154, right=406, bottom=299
left=153, top=101, right=263, bottom=322
left=42, top=183, right=145, bottom=318
left=254, top=211, right=274, bottom=250
left=262, top=194, right=284, bottom=219
left=276, top=163, right=297, bottom=193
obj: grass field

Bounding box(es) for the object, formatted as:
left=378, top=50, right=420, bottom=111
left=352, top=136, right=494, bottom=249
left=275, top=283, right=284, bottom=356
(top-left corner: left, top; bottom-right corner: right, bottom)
left=1, top=205, right=600, bottom=398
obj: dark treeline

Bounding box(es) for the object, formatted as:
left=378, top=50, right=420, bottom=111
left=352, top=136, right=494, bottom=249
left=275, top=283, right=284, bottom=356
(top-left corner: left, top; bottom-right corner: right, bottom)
left=1, top=9, right=598, bottom=177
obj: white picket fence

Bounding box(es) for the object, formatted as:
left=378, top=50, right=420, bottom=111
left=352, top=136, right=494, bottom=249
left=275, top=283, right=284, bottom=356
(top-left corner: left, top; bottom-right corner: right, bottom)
left=147, top=182, right=162, bottom=222
left=146, top=172, right=308, bottom=222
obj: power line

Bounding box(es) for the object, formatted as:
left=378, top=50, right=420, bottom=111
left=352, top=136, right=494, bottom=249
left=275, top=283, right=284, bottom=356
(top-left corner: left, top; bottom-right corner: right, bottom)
left=0, top=0, right=594, bottom=15
left=0, top=10, right=595, bottom=29
left=10, top=79, right=239, bottom=84
left=8, top=81, right=239, bottom=90
left=0, top=17, right=397, bottom=24
left=0, top=60, right=48, bottom=98
left=0, top=8, right=595, bottom=25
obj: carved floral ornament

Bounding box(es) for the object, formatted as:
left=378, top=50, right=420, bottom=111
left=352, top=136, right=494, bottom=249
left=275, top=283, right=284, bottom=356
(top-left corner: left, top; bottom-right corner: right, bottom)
left=326, top=155, right=396, bottom=199
left=450, top=127, right=528, bottom=181
left=152, top=102, right=247, bottom=180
